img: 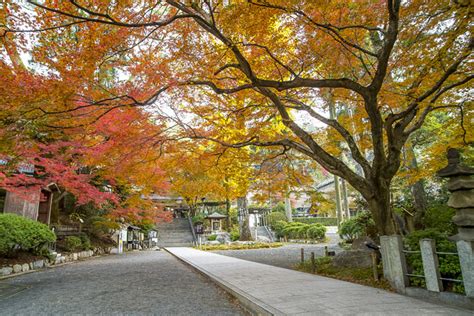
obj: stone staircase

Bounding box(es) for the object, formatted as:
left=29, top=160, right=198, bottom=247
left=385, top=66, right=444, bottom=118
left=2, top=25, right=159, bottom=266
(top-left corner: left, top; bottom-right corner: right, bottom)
left=255, top=226, right=274, bottom=242
left=250, top=226, right=275, bottom=242
left=156, top=218, right=195, bottom=247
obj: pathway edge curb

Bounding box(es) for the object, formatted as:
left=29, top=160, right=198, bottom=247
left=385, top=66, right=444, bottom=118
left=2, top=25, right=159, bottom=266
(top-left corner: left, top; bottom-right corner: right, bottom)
left=164, top=247, right=284, bottom=316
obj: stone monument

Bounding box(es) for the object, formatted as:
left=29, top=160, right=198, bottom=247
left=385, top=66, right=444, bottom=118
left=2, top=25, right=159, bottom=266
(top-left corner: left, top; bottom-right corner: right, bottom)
left=437, top=148, right=474, bottom=297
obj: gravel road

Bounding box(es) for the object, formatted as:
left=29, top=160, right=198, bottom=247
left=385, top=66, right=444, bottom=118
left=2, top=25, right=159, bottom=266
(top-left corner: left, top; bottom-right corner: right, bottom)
left=213, top=227, right=342, bottom=269
left=0, top=250, right=245, bottom=315
left=212, top=243, right=342, bottom=269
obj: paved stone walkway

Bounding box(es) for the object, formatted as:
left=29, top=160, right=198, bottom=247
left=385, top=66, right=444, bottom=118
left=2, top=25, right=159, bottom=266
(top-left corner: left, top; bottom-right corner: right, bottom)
left=167, top=247, right=472, bottom=316
left=0, top=250, right=244, bottom=315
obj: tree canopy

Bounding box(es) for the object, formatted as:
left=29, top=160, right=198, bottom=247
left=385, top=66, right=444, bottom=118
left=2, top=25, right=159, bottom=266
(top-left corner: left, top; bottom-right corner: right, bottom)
left=1, top=0, right=472, bottom=234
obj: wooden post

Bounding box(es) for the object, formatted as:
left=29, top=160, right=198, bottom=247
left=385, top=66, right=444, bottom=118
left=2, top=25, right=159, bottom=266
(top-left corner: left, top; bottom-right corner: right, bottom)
left=301, top=248, right=304, bottom=263
left=371, top=252, right=379, bottom=281
left=311, top=252, right=315, bottom=273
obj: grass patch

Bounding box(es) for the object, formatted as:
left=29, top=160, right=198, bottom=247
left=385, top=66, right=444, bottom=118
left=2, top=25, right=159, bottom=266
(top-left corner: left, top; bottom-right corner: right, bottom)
left=296, top=256, right=393, bottom=291
left=196, top=242, right=284, bottom=251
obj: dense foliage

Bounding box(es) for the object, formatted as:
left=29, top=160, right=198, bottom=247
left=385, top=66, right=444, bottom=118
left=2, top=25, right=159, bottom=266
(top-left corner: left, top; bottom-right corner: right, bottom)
left=0, top=214, right=56, bottom=257
left=275, top=221, right=326, bottom=240
left=294, top=217, right=338, bottom=226
left=422, top=204, right=457, bottom=235
left=207, top=234, right=217, bottom=241
left=0, top=0, right=471, bottom=238
left=339, top=212, right=376, bottom=242
left=230, top=228, right=240, bottom=242
left=64, top=236, right=82, bottom=252
left=404, top=229, right=463, bottom=294
left=266, top=212, right=287, bottom=228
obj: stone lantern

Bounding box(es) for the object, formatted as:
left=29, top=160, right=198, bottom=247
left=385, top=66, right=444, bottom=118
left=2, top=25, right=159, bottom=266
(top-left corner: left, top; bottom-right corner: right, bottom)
left=437, top=148, right=474, bottom=296
left=437, top=148, right=474, bottom=241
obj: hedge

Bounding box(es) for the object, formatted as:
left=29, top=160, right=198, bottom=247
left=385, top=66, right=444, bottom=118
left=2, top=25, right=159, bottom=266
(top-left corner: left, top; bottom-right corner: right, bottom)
left=0, top=213, right=56, bottom=257
left=267, top=212, right=287, bottom=228
left=276, top=221, right=327, bottom=240
left=306, top=224, right=326, bottom=240
left=294, top=217, right=338, bottom=226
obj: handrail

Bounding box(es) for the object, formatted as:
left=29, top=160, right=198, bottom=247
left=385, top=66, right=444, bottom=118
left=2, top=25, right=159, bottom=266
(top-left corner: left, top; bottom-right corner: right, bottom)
left=187, top=215, right=197, bottom=246
left=263, top=225, right=274, bottom=242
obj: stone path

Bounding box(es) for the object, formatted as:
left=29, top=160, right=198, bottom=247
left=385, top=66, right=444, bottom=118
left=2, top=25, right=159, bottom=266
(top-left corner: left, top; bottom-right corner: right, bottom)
left=166, top=247, right=472, bottom=316
left=0, top=250, right=245, bottom=315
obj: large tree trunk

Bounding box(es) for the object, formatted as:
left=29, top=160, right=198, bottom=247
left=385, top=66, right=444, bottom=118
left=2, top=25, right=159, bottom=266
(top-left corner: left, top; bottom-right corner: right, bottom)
left=406, top=143, right=427, bottom=230
left=237, top=196, right=252, bottom=241
left=366, top=182, right=396, bottom=236
left=411, top=180, right=427, bottom=229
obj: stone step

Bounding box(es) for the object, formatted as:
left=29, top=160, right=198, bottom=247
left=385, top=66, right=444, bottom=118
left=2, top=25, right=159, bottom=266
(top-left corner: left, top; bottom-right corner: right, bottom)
left=157, top=228, right=190, bottom=230
left=157, top=227, right=191, bottom=231
left=158, top=242, right=193, bottom=247
left=158, top=232, right=193, bottom=236
left=160, top=236, right=194, bottom=240
left=158, top=239, right=193, bottom=243
left=156, top=218, right=194, bottom=247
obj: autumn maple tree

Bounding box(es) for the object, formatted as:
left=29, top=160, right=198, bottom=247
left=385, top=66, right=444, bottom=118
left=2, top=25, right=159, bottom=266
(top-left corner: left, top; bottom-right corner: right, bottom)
left=0, top=3, right=172, bottom=224
left=2, top=0, right=472, bottom=235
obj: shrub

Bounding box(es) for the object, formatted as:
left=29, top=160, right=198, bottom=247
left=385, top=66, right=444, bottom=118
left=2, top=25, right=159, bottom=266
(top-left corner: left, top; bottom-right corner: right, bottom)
left=271, top=202, right=286, bottom=213
left=207, top=234, right=217, bottom=241
left=267, top=212, right=287, bottom=228
left=339, top=218, right=362, bottom=242
left=89, top=216, right=120, bottom=237
left=65, top=236, right=82, bottom=252
left=281, top=222, right=309, bottom=239
left=339, top=211, right=375, bottom=242
left=79, top=234, right=92, bottom=250
left=272, top=220, right=288, bottom=238
left=230, top=228, right=240, bottom=241
left=294, top=217, right=338, bottom=226
left=423, top=204, right=456, bottom=234
left=192, top=214, right=206, bottom=224
left=0, top=213, right=56, bottom=257
left=306, top=224, right=327, bottom=240
left=296, top=225, right=310, bottom=238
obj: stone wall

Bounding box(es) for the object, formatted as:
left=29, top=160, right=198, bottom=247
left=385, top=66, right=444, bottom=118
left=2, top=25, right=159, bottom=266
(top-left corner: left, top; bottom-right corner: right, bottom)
left=0, top=247, right=111, bottom=278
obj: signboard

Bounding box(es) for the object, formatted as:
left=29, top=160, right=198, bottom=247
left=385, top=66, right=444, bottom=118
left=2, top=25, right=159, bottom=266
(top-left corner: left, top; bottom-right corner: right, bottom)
left=117, top=229, right=127, bottom=254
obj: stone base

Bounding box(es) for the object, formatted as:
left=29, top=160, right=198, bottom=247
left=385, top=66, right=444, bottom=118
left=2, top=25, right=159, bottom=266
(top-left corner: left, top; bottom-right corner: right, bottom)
left=332, top=249, right=374, bottom=268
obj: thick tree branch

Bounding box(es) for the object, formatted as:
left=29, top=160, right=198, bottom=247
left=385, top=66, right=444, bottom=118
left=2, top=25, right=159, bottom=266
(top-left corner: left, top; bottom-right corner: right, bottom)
left=258, top=87, right=371, bottom=195
left=282, top=97, right=372, bottom=178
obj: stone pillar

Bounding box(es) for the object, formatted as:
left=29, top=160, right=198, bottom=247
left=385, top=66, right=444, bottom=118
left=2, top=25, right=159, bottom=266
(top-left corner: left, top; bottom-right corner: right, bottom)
left=380, top=235, right=408, bottom=293
left=457, top=240, right=474, bottom=297
left=420, top=239, right=443, bottom=292
left=437, top=148, right=474, bottom=297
